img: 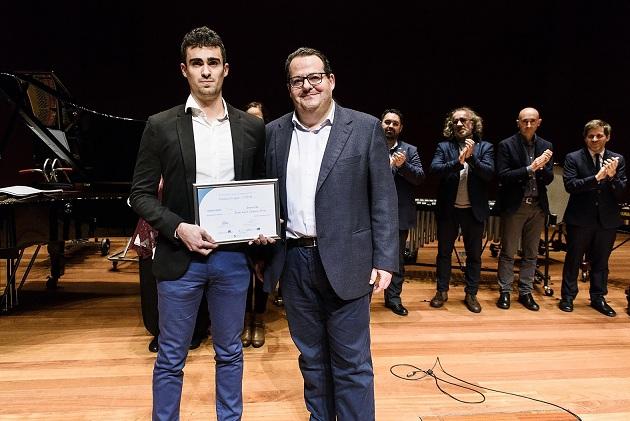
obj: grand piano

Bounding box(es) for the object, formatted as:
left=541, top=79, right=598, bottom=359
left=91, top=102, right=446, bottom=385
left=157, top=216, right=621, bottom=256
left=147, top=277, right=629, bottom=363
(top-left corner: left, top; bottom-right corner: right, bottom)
left=0, top=71, right=144, bottom=313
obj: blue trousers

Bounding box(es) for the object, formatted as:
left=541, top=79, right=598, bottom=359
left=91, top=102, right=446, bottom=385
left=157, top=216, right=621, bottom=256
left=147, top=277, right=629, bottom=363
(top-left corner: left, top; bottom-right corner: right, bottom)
left=282, top=246, right=375, bottom=421
left=153, top=251, right=250, bottom=421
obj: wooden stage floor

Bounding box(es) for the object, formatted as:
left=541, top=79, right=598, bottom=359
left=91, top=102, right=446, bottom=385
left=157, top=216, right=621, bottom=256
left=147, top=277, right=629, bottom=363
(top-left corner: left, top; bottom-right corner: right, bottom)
left=1, top=237, right=629, bottom=420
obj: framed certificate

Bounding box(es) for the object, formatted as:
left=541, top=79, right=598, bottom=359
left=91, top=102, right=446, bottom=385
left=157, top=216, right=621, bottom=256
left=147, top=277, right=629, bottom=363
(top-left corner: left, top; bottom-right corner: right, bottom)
left=193, top=179, right=281, bottom=244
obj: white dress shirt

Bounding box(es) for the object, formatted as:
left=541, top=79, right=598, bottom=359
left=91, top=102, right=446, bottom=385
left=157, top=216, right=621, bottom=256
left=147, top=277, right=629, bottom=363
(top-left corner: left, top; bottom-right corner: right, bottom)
left=185, top=95, right=235, bottom=184
left=285, top=102, right=336, bottom=239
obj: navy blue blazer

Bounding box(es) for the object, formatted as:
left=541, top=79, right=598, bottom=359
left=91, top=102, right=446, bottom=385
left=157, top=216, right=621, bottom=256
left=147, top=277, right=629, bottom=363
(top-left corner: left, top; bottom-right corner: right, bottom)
left=563, top=147, right=627, bottom=229
left=429, top=139, right=495, bottom=223
left=391, top=141, right=425, bottom=230
left=130, top=102, right=266, bottom=280
left=496, top=133, right=554, bottom=215
left=263, top=105, right=399, bottom=300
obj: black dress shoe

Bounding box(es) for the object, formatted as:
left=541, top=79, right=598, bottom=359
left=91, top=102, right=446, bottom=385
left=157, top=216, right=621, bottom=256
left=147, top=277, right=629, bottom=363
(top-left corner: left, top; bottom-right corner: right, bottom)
left=518, top=293, right=540, bottom=311
left=559, top=298, right=573, bottom=312
left=189, top=335, right=205, bottom=350
left=385, top=302, right=409, bottom=316
left=148, top=336, right=159, bottom=353
left=496, top=292, right=510, bottom=309
left=590, top=298, right=616, bottom=317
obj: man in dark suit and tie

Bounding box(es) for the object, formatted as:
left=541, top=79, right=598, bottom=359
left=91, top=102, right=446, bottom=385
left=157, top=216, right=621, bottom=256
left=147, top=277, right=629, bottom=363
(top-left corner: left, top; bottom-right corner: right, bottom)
left=495, top=107, right=553, bottom=311
left=264, top=47, right=398, bottom=420
left=429, top=107, right=495, bottom=313
left=559, top=119, right=627, bottom=317
left=130, top=27, right=269, bottom=420
left=381, top=108, right=425, bottom=316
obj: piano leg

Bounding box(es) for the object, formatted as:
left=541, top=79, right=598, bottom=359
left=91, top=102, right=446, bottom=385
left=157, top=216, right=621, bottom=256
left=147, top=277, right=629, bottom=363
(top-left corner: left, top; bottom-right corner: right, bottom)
left=46, top=240, right=65, bottom=289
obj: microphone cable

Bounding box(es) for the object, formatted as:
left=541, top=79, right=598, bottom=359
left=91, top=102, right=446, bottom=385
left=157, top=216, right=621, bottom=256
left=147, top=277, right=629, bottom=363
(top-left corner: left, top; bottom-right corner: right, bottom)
left=390, top=357, right=582, bottom=420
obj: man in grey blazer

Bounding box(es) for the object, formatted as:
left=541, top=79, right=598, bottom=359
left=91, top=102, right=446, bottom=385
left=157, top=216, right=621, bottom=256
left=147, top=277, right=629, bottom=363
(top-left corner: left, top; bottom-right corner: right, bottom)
left=130, top=27, right=268, bottom=421
left=264, top=47, right=399, bottom=420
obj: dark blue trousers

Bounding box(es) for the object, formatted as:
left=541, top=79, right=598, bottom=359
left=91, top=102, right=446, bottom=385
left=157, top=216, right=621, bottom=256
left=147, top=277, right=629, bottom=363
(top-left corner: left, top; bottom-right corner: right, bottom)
left=153, top=251, right=250, bottom=421
left=282, top=246, right=374, bottom=421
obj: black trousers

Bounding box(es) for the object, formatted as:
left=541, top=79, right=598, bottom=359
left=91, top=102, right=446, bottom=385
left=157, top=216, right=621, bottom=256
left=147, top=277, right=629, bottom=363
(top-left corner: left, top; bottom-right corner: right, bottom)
left=139, top=257, right=209, bottom=339
left=561, top=224, right=616, bottom=300
left=245, top=275, right=269, bottom=314
left=385, top=229, right=409, bottom=305
left=435, top=208, right=484, bottom=295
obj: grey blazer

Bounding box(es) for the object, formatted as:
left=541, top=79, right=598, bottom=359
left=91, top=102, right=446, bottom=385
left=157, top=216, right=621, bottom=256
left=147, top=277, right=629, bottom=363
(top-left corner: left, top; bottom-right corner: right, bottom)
left=263, top=105, right=399, bottom=300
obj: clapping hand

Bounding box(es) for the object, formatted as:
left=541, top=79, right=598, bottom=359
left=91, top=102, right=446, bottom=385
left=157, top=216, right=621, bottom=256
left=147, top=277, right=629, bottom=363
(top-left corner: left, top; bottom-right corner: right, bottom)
left=458, top=139, right=475, bottom=164
left=390, top=150, right=407, bottom=168
left=604, top=156, right=619, bottom=178
left=531, top=149, right=553, bottom=171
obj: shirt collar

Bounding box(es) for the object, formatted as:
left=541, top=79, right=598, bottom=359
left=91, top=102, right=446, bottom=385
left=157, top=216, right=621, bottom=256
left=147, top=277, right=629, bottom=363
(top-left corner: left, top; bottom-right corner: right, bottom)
left=518, top=132, right=536, bottom=146
left=292, top=101, right=336, bottom=132
left=389, top=141, right=399, bottom=151
left=588, top=148, right=605, bottom=159
left=185, top=95, right=229, bottom=122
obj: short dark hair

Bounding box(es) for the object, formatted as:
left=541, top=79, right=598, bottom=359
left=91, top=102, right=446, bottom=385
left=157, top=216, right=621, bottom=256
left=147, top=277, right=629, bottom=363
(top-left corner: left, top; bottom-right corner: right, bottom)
left=285, top=47, right=333, bottom=81
left=583, top=119, right=611, bottom=138
left=245, top=101, right=266, bottom=120
left=180, top=26, right=227, bottom=64
left=381, top=108, right=404, bottom=125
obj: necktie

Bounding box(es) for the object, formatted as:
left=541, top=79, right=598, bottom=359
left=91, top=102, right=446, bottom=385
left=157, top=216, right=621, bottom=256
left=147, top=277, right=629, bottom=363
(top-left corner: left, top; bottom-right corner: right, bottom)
left=595, top=153, right=601, bottom=172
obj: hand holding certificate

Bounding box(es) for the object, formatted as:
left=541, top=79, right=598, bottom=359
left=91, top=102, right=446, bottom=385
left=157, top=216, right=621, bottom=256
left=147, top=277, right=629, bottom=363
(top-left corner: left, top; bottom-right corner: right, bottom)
left=193, top=179, right=281, bottom=244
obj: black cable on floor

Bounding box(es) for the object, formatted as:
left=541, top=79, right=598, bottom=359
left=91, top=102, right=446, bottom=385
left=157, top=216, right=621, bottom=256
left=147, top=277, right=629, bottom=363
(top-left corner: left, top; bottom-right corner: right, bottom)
left=390, top=357, right=582, bottom=420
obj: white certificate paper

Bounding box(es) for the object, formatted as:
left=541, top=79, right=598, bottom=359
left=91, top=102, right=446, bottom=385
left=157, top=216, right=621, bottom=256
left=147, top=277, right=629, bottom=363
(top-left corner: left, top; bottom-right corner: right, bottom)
left=193, top=179, right=280, bottom=244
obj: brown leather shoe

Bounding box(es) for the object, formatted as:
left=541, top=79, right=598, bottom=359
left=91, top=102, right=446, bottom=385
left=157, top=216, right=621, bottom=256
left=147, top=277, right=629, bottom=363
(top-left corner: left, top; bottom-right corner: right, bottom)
left=465, top=293, right=482, bottom=313
left=241, top=313, right=252, bottom=347
left=252, top=318, right=265, bottom=348
left=430, top=290, right=448, bottom=308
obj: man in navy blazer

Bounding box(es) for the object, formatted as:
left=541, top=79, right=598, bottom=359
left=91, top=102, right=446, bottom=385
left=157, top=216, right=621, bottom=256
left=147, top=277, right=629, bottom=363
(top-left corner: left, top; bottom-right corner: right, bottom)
left=130, top=27, right=268, bottom=420
left=429, top=107, right=494, bottom=313
left=495, top=107, right=553, bottom=311
left=381, top=108, right=425, bottom=316
left=559, top=119, right=627, bottom=317
left=264, top=47, right=398, bottom=420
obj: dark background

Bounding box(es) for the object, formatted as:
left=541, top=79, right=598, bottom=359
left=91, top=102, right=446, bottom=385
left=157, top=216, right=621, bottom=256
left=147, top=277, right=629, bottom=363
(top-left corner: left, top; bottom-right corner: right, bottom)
left=3, top=0, right=629, bottom=196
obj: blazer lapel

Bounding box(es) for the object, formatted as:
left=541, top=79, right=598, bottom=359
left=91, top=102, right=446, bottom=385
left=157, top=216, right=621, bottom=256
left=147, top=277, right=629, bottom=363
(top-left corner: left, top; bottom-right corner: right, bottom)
left=583, top=148, right=596, bottom=174
left=517, top=135, right=529, bottom=166
left=448, top=140, right=459, bottom=163
left=275, top=116, right=294, bottom=217
left=176, top=107, right=196, bottom=211
left=316, top=107, right=352, bottom=192
left=227, top=104, right=245, bottom=180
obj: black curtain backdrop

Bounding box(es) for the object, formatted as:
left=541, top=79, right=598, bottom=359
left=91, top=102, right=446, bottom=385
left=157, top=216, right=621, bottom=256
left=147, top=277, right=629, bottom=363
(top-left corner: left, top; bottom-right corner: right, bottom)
left=3, top=0, right=629, bottom=198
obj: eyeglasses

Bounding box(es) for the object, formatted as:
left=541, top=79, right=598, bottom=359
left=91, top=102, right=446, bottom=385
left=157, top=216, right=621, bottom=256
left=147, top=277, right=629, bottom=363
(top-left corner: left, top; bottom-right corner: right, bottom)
left=288, top=72, right=327, bottom=89
left=453, top=117, right=472, bottom=125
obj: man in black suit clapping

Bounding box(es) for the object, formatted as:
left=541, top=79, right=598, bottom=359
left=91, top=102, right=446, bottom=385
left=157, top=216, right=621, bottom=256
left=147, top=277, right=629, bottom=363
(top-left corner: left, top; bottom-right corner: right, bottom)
left=559, top=119, right=627, bottom=317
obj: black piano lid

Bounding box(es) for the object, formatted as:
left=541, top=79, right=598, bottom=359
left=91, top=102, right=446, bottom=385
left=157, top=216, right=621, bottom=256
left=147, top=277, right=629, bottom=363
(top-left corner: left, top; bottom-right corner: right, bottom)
left=0, top=71, right=145, bottom=188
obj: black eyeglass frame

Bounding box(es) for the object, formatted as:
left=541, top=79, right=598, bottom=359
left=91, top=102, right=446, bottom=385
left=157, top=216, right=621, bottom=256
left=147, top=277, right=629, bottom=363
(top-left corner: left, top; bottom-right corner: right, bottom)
left=287, top=72, right=328, bottom=89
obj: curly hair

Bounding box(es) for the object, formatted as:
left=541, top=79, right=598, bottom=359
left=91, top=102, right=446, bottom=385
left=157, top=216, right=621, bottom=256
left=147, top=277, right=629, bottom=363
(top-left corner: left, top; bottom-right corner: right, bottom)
left=442, top=106, right=483, bottom=140
left=180, top=26, right=226, bottom=64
